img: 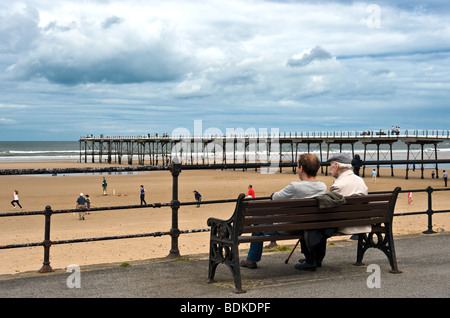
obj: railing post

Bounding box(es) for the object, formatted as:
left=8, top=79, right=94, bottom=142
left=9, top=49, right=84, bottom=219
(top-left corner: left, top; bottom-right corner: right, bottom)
left=38, top=206, right=54, bottom=273
left=423, top=186, right=437, bottom=234
left=167, top=158, right=182, bottom=258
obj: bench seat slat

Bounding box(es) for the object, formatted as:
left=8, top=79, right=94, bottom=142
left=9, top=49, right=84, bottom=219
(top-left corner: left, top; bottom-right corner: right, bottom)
left=237, top=225, right=388, bottom=243
left=243, top=202, right=389, bottom=216
left=238, top=234, right=303, bottom=243
left=242, top=217, right=387, bottom=234
left=243, top=209, right=389, bottom=226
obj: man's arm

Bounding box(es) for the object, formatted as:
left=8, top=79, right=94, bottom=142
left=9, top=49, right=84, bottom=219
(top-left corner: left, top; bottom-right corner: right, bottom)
left=272, top=183, right=296, bottom=200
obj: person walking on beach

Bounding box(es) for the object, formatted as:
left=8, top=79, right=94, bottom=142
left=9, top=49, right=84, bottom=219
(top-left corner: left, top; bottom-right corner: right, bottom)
left=371, top=169, right=377, bottom=183
left=247, top=185, right=255, bottom=198
left=76, top=193, right=87, bottom=220
left=140, top=185, right=147, bottom=205
left=408, top=191, right=413, bottom=205
left=102, top=177, right=108, bottom=195
left=85, top=194, right=91, bottom=210
left=443, top=170, right=448, bottom=187
left=11, top=190, right=23, bottom=210
left=193, top=190, right=202, bottom=207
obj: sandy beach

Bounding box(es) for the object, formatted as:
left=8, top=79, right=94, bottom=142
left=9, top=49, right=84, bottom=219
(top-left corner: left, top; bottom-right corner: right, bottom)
left=0, top=161, right=448, bottom=276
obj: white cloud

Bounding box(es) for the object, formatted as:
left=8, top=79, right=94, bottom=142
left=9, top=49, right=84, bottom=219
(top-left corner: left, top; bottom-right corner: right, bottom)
left=0, top=0, right=450, bottom=139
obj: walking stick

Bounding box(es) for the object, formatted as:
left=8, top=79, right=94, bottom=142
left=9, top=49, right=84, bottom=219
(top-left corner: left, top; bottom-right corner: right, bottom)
left=284, top=239, right=300, bottom=264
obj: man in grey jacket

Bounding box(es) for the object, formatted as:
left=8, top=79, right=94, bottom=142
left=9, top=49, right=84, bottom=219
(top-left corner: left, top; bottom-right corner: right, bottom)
left=240, top=153, right=327, bottom=269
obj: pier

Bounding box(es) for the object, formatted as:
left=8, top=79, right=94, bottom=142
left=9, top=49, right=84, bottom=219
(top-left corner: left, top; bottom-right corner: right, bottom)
left=79, top=129, right=450, bottom=179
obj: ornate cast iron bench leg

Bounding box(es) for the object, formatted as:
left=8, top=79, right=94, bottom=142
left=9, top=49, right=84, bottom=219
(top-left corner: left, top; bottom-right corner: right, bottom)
left=354, top=230, right=401, bottom=273
left=354, top=233, right=367, bottom=267
left=385, top=223, right=402, bottom=273
left=206, top=218, right=246, bottom=293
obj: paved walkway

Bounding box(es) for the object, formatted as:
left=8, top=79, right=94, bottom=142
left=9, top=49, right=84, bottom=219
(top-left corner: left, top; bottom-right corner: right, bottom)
left=1, top=233, right=448, bottom=303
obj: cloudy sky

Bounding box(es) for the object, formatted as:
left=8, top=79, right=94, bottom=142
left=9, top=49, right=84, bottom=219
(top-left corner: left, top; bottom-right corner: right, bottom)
left=1, top=0, right=449, bottom=141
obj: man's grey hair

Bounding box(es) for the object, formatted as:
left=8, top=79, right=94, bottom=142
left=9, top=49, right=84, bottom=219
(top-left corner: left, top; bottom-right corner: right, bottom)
left=333, top=162, right=353, bottom=170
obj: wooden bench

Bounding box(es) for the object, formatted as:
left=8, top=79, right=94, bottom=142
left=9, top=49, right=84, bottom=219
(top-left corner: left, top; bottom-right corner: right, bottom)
left=206, top=187, right=402, bottom=293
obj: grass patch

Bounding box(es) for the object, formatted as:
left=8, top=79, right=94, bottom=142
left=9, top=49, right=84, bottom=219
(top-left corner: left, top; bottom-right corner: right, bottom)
left=120, top=262, right=131, bottom=267
left=264, top=245, right=292, bottom=253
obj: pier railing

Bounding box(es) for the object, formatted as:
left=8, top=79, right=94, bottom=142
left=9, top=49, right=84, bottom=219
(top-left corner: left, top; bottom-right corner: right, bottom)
left=1, top=162, right=449, bottom=274
left=81, top=129, right=450, bottom=140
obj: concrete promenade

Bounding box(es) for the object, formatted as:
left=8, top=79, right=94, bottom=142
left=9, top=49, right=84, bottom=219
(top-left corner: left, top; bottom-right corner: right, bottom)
left=1, top=233, right=448, bottom=304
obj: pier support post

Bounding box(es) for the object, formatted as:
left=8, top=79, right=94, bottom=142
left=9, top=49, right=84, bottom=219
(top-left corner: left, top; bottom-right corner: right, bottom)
left=421, top=144, right=424, bottom=179
left=390, top=143, right=394, bottom=176
left=434, top=143, right=439, bottom=178
left=406, top=143, right=410, bottom=179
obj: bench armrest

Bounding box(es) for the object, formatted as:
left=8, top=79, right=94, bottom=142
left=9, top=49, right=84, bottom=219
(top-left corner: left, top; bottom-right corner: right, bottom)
left=207, top=193, right=246, bottom=241
left=207, top=217, right=227, bottom=227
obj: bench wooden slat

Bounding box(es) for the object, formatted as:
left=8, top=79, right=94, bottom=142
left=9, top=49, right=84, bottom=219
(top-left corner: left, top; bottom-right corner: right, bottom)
left=238, top=226, right=388, bottom=244
left=238, top=234, right=303, bottom=243
left=243, top=201, right=390, bottom=216
left=242, top=216, right=387, bottom=233
left=243, top=209, right=389, bottom=226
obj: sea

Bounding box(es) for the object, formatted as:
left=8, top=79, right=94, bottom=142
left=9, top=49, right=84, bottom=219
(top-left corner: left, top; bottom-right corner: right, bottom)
left=1, top=140, right=450, bottom=168
left=0, top=141, right=80, bottom=162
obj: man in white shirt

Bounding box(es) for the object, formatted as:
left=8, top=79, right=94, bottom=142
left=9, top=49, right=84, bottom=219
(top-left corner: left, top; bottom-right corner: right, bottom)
left=328, top=153, right=369, bottom=234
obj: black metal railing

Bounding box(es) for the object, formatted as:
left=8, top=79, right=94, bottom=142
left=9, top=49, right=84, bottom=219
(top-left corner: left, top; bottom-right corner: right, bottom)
left=370, top=187, right=450, bottom=233
left=1, top=162, right=449, bottom=273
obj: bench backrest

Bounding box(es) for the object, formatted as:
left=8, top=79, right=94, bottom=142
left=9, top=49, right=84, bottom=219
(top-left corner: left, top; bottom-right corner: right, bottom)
left=234, top=187, right=401, bottom=236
